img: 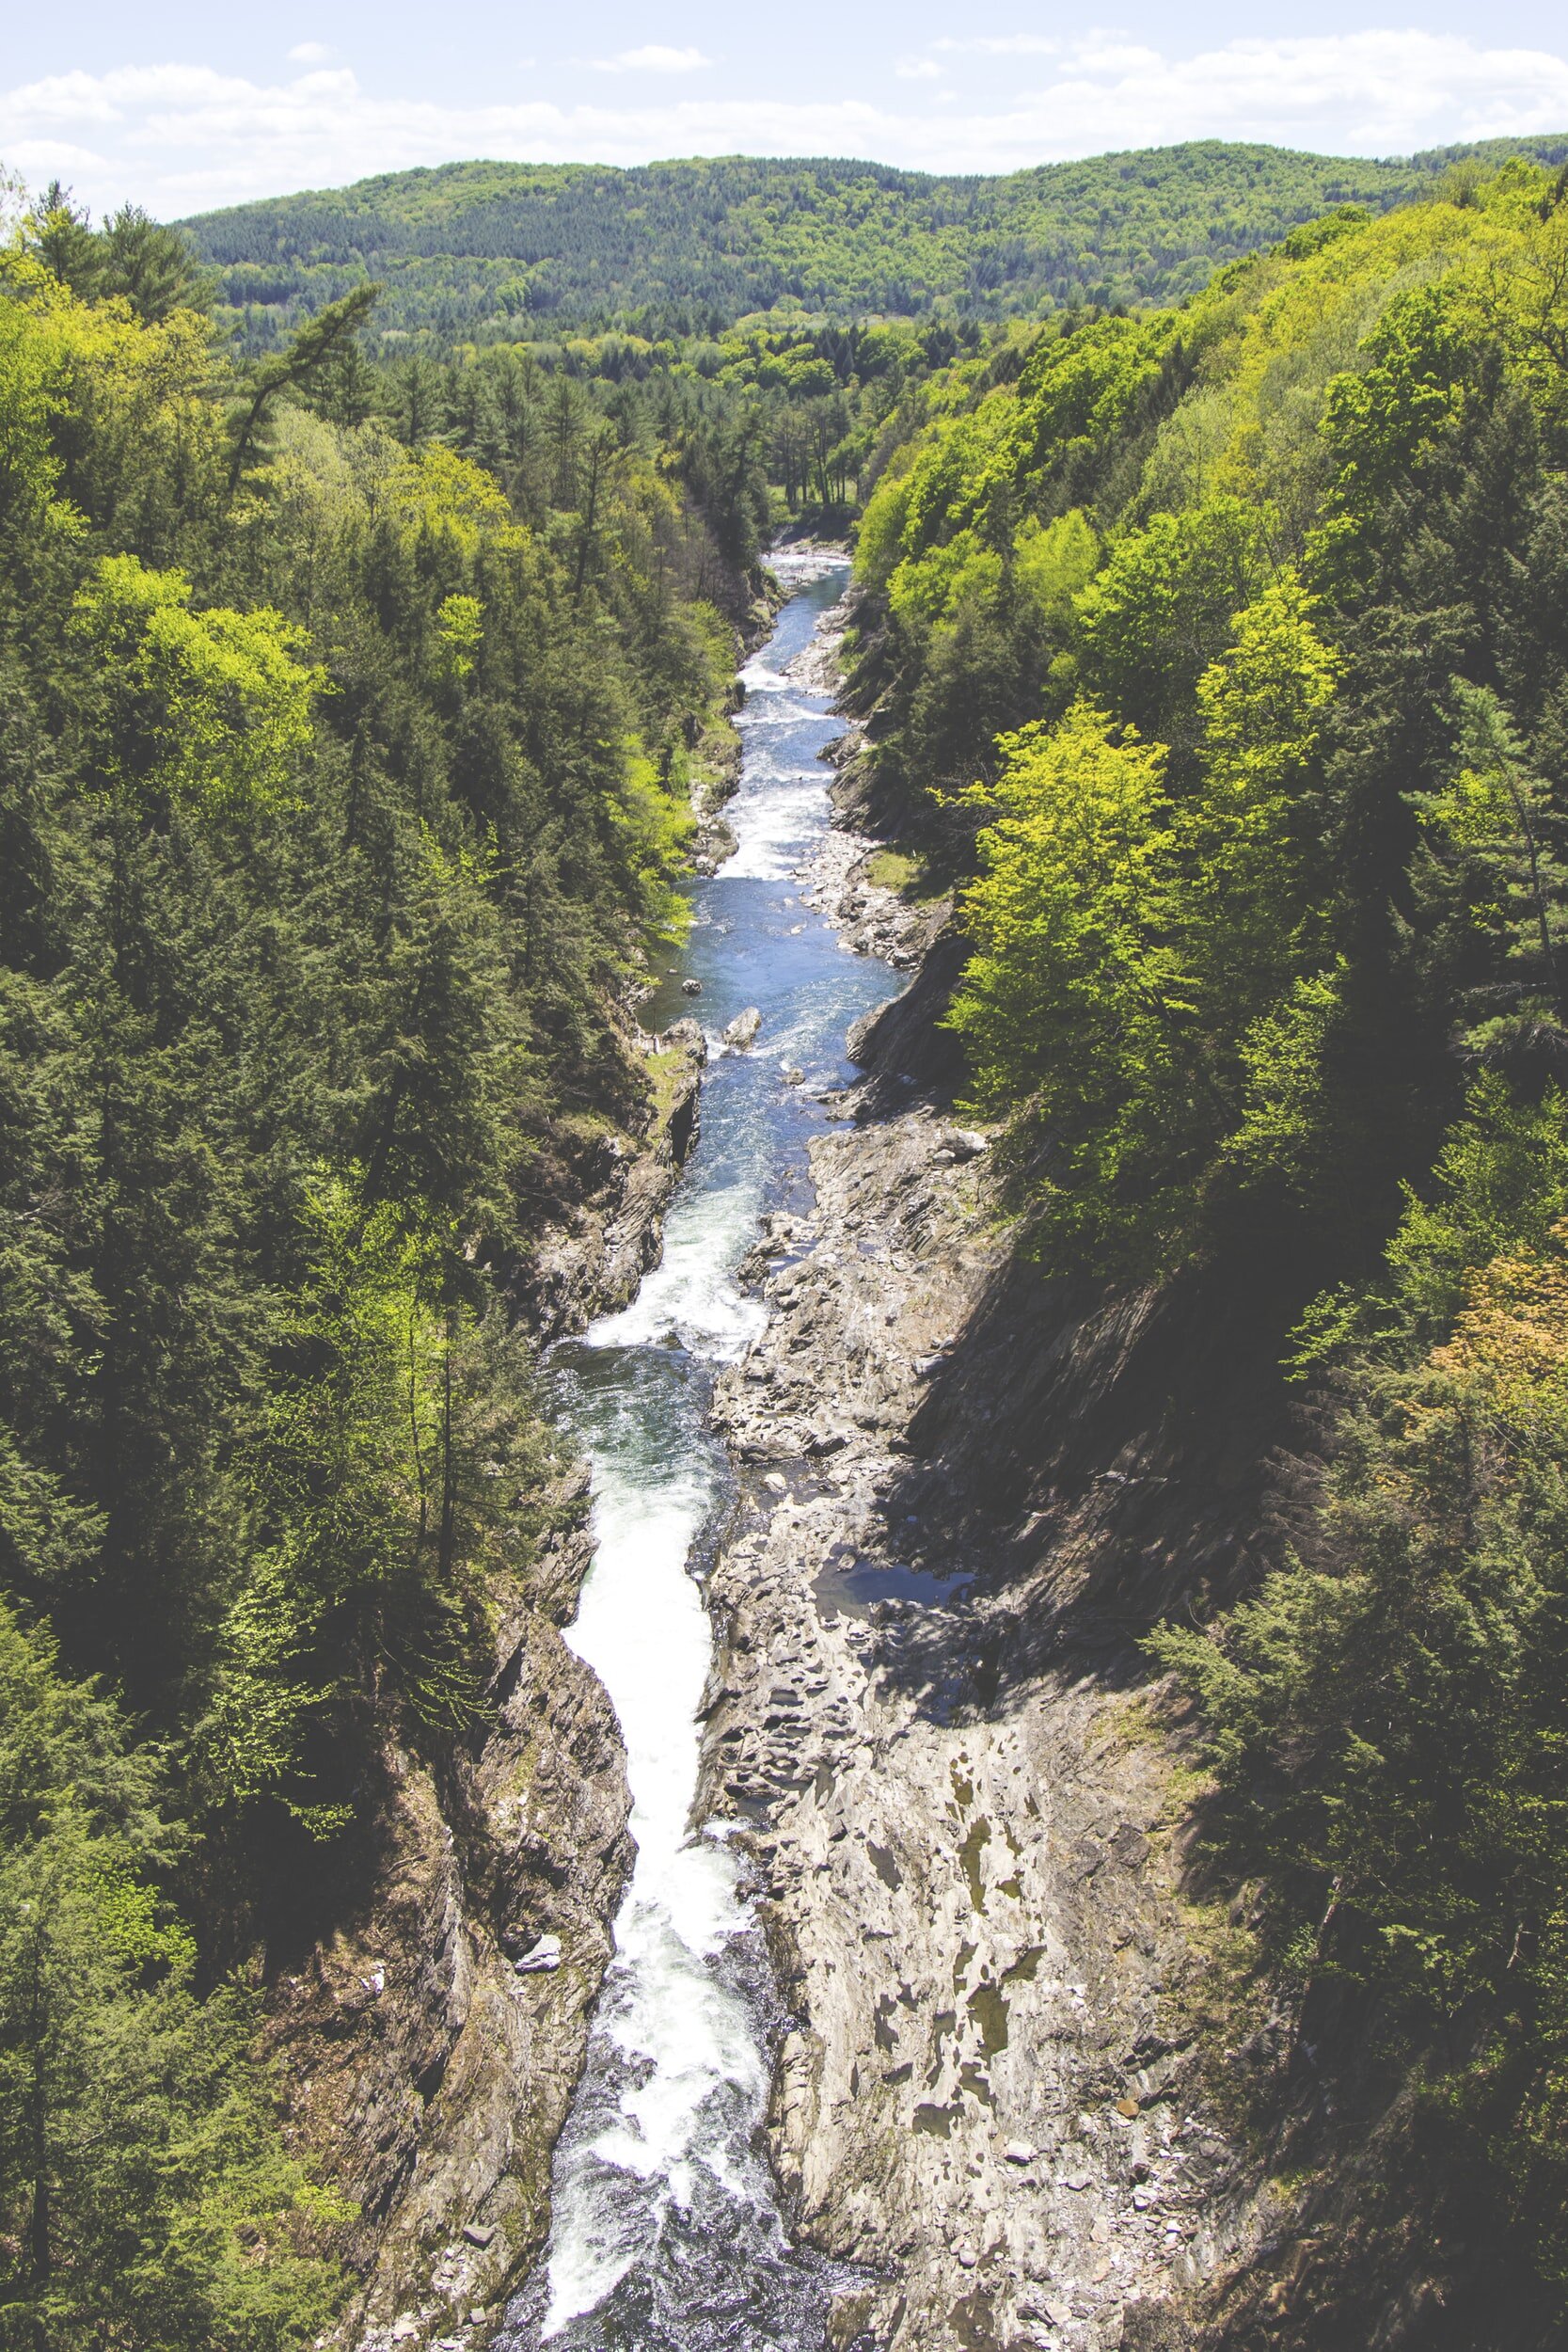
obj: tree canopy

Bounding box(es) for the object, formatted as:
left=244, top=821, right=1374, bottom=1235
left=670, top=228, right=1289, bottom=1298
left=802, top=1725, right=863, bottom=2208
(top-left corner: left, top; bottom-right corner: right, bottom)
left=0, top=165, right=764, bottom=2340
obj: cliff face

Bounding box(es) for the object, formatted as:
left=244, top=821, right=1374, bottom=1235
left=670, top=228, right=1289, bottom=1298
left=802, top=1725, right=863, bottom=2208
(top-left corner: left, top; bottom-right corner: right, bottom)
left=698, top=980, right=1238, bottom=2352
left=263, top=1022, right=706, bottom=2351
left=269, top=1552, right=632, bottom=2352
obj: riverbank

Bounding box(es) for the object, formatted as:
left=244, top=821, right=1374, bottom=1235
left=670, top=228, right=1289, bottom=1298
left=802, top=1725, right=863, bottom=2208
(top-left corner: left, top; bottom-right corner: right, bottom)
left=695, top=624, right=1259, bottom=2352
left=273, top=937, right=710, bottom=2352
left=493, top=554, right=906, bottom=2352
left=701, top=1114, right=1234, bottom=2352
left=692, top=573, right=1568, bottom=2352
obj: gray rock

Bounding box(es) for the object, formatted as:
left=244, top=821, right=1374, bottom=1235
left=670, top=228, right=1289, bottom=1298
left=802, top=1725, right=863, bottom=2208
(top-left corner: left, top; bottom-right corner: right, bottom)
left=515, top=1933, right=562, bottom=1975
left=724, top=1006, right=763, bottom=1047
left=660, top=1016, right=708, bottom=1064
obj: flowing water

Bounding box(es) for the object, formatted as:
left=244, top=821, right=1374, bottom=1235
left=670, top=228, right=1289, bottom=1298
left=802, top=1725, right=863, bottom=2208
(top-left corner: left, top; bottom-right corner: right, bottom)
left=499, top=557, right=900, bottom=2352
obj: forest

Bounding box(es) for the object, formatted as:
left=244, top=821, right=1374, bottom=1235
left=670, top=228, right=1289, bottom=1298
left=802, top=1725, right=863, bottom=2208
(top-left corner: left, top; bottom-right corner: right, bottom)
left=0, top=185, right=767, bottom=2344
left=177, top=137, right=1568, bottom=547
left=186, top=139, right=1568, bottom=349
left=845, top=154, right=1568, bottom=2298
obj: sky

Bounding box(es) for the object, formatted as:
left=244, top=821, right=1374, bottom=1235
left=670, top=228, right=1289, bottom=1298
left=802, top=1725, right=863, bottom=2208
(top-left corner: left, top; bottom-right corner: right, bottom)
left=3, top=0, right=1567, bottom=221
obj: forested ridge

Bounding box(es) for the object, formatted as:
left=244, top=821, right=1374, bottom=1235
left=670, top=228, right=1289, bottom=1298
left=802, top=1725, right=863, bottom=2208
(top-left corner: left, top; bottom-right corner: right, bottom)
left=186, top=139, right=1568, bottom=350
left=845, top=155, right=1568, bottom=2317
left=175, top=138, right=1568, bottom=567
left=0, top=185, right=768, bottom=2346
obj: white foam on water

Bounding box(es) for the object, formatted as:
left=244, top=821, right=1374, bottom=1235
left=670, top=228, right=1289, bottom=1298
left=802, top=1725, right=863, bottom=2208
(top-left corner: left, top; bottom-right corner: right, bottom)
left=542, top=1424, right=756, bottom=2335
left=540, top=1122, right=766, bottom=2336
left=725, top=772, right=832, bottom=882
left=530, top=557, right=861, bottom=2345
left=587, top=1180, right=766, bottom=1359
left=767, top=549, right=851, bottom=586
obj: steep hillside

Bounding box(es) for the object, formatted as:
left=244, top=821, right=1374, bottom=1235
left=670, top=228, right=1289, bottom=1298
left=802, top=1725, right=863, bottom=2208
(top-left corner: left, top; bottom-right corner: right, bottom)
left=0, top=195, right=758, bottom=2348
left=772, top=151, right=1568, bottom=2345
left=182, top=138, right=1568, bottom=349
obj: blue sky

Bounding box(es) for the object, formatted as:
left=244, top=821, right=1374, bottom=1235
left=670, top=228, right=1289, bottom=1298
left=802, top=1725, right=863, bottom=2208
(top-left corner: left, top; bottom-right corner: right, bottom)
left=3, top=0, right=1566, bottom=219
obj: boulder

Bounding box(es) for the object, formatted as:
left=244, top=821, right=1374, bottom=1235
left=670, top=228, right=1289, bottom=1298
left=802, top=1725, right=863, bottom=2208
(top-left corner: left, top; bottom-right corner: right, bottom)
left=515, top=1933, right=562, bottom=1976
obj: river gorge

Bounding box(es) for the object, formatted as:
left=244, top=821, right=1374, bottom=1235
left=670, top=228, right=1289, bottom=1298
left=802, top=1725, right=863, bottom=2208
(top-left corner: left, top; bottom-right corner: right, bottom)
left=486, top=556, right=1236, bottom=2352
left=499, top=556, right=895, bottom=2350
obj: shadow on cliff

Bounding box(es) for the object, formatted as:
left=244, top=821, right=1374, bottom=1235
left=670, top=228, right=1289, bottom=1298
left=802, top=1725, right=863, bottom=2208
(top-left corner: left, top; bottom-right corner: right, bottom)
left=843, top=892, right=1568, bottom=2352
left=874, top=1247, right=1309, bottom=1724
left=843, top=943, right=1311, bottom=1729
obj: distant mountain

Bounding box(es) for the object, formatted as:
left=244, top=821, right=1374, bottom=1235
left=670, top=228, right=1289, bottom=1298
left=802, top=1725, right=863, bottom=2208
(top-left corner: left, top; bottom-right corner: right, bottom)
left=182, top=136, right=1568, bottom=351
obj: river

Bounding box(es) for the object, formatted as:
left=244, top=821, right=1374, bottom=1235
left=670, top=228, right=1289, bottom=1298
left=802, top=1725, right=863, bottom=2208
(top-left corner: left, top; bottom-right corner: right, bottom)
left=498, top=556, right=900, bottom=2352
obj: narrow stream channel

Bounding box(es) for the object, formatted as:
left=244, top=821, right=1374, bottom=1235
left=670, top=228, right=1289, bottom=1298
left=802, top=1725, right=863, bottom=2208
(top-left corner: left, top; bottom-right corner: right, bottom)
left=499, top=558, right=901, bottom=2352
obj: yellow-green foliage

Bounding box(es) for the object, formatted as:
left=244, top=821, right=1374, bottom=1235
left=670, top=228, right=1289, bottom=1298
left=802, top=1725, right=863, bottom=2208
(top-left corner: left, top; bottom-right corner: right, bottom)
left=184, top=144, right=1568, bottom=348
left=0, top=200, right=762, bottom=2345
left=1013, top=507, right=1099, bottom=612
left=849, top=153, right=1568, bottom=2311
left=951, top=702, right=1196, bottom=1262
left=70, top=554, right=320, bottom=818
left=887, top=527, right=1004, bottom=630
left=0, top=255, right=222, bottom=539
left=948, top=568, right=1345, bottom=1261
left=614, top=747, right=697, bottom=946
left=436, top=590, right=485, bottom=682
left=379, top=438, right=527, bottom=551
left=858, top=161, right=1568, bottom=1275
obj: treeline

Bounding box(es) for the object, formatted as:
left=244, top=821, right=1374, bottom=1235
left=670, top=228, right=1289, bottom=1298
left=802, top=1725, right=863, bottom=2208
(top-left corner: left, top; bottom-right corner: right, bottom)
left=847, top=161, right=1568, bottom=2293
left=0, top=183, right=754, bottom=2344
left=365, top=313, right=977, bottom=526
left=182, top=141, right=1568, bottom=351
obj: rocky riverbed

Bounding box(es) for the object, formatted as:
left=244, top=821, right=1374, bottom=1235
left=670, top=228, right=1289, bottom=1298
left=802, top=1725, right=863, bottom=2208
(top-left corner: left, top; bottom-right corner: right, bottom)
left=283, top=567, right=1291, bottom=2352
left=692, top=802, right=1274, bottom=2352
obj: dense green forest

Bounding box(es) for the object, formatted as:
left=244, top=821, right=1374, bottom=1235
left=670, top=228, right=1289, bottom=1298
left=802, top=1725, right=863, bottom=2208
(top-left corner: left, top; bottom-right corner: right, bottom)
left=0, top=186, right=766, bottom=2345
left=175, top=138, right=1567, bottom=533
left=846, top=156, right=1568, bottom=2289
left=185, top=139, right=1568, bottom=351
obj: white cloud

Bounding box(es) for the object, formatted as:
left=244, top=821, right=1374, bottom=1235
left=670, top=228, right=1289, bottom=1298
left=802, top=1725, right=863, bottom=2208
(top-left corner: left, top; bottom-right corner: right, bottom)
left=590, top=45, right=712, bottom=74
left=1, top=33, right=1565, bottom=219
left=895, top=58, right=942, bottom=82
left=286, top=41, right=333, bottom=66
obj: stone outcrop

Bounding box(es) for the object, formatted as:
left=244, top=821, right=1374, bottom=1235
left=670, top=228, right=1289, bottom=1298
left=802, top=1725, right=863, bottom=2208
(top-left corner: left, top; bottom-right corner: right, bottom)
left=691, top=730, right=1259, bottom=2352
left=691, top=643, right=1521, bottom=2351
left=515, top=1018, right=707, bottom=1342
left=270, top=1522, right=633, bottom=2352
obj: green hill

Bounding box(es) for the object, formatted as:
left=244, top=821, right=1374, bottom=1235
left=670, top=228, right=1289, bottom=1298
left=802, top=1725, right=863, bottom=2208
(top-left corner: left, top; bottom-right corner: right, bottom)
left=183, top=136, right=1568, bottom=350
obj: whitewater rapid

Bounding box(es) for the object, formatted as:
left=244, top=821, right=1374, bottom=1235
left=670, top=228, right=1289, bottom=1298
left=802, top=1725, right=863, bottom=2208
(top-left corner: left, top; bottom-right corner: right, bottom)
left=499, top=556, right=897, bottom=2352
